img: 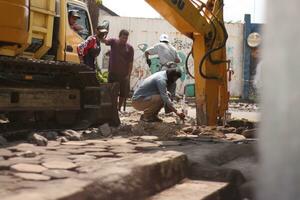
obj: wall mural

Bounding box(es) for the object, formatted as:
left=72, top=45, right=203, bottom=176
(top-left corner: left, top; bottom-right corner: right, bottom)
left=102, top=37, right=240, bottom=97
left=130, top=39, right=195, bottom=96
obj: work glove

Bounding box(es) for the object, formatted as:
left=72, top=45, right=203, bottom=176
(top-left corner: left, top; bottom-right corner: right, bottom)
left=146, top=59, right=151, bottom=67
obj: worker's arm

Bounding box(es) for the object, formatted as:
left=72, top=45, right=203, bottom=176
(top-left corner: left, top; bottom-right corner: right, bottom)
left=127, top=46, right=134, bottom=79
left=77, top=36, right=96, bottom=63
left=101, top=38, right=113, bottom=46
left=156, top=79, right=185, bottom=119
left=145, top=44, right=158, bottom=67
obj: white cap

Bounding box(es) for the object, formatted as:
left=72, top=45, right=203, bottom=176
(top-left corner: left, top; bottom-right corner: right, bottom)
left=160, top=34, right=169, bottom=42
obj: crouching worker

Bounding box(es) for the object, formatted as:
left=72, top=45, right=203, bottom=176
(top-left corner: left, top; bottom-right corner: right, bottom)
left=132, top=68, right=185, bottom=122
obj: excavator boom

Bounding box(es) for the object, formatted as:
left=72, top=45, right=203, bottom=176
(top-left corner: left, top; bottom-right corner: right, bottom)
left=146, top=0, right=230, bottom=125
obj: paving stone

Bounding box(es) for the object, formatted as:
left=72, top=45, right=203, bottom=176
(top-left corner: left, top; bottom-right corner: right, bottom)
left=0, top=175, right=20, bottom=184
left=0, top=160, right=14, bottom=170
left=61, top=130, right=82, bottom=141
left=2, top=150, right=188, bottom=199
left=149, top=180, right=229, bottom=200
left=45, top=147, right=59, bottom=151
left=173, top=135, right=199, bottom=140
left=42, top=169, right=78, bottom=179
left=107, top=137, right=132, bottom=145
left=134, top=143, right=161, bottom=151
left=60, top=149, right=87, bottom=155
left=61, top=141, right=89, bottom=146
left=16, top=151, right=38, bottom=158
left=0, top=149, right=14, bottom=158
left=13, top=173, right=51, bottom=181
left=42, top=161, right=78, bottom=170
left=67, top=154, right=96, bottom=160
left=29, top=133, right=48, bottom=146
left=11, top=163, right=47, bottom=173
left=80, top=148, right=108, bottom=153
left=8, top=157, right=43, bottom=165
left=159, top=141, right=182, bottom=147
left=9, top=146, right=46, bottom=155
left=225, top=134, right=246, bottom=142
left=85, top=152, right=116, bottom=158
left=138, top=136, right=159, bottom=142
left=42, top=151, right=70, bottom=156
left=84, top=140, right=108, bottom=146
left=8, top=143, right=36, bottom=151
left=42, top=158, right=72, bottom=164
left=111, top=147, right=138, bottom=154
left=7, top=143, right=35, bottom=151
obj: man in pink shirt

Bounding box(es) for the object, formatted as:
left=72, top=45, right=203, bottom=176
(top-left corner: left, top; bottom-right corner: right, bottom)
left=102, top=29, right=134, bottom=111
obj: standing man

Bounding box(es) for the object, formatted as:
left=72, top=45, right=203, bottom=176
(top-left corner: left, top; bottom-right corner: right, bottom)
left=132, top=68, right=185, bottom=122
left=102, top=29, right=134, bottom=111
left=145, top=34, right=180, bottom=71
left=77, top=23, right=108, bottom=70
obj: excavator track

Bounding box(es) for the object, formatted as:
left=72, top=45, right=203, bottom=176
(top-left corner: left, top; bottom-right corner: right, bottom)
left=0, top=56, right=120, bottom=134
left=0, top=56, right=97, bottom=87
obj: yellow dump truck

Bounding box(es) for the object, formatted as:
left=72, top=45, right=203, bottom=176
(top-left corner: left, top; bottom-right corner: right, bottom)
left=0, top=0, right=119, bottom=126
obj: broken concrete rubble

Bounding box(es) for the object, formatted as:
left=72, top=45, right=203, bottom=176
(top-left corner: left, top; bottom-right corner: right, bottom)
left=28, top=133, right=48, bottom=146
left=60, top=130, right=82, bottom=141
left=99, top=123, right=112, bottom=137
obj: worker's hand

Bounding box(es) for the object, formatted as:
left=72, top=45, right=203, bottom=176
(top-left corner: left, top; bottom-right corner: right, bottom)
left=146, top=59, right=151, bottom=67
left=79, top=57, right=84, bottom=64
left=176, top=112, right=186, bottom=120
left=167, top=91, right=172, bottom=98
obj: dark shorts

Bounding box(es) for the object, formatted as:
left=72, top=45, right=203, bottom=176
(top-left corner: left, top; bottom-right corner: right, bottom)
left=108, top=73, right=130, bottom=98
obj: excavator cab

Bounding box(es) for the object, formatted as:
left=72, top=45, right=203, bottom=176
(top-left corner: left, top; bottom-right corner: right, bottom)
left=0, top=0, right=120, bottom=128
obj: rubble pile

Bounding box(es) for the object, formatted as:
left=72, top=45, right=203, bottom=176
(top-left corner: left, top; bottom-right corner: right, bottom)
left=14, top=110, right=257, bottom=148
left=229, top=102, right=259, bottom=112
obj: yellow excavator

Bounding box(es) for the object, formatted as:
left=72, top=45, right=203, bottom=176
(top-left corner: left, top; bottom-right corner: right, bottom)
left=0, top=0, right=120, bottom=127
left=0, top=0, right=229, bottom=127
left=146, top=0, right=231, bottom=125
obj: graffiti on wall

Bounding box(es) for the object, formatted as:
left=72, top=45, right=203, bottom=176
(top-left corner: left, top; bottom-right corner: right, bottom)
left=171, top=38, right=193, bottom=51
left=130, top=40, right=195, bottom=96
left=102, top=38, right=242, bottom=97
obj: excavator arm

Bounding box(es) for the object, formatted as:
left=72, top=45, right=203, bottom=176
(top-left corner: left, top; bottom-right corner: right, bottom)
left=146, top=0, right=230, bottom=125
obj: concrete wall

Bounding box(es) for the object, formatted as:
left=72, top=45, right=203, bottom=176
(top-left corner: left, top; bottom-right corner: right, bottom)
left=98, top=16, right=244, bottom=97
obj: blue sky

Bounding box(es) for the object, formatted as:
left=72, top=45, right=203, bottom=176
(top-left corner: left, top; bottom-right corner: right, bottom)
left=102, top=0, right=266, bottom=23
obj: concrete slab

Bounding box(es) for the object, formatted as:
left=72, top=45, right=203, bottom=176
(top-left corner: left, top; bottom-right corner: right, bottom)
left=2, top=149, right=188, bottom=200
left=148, top=179, right=228, bottom=200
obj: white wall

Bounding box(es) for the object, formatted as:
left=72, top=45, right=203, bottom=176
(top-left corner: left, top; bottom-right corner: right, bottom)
left=98, top=16, right=244, bottom=97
